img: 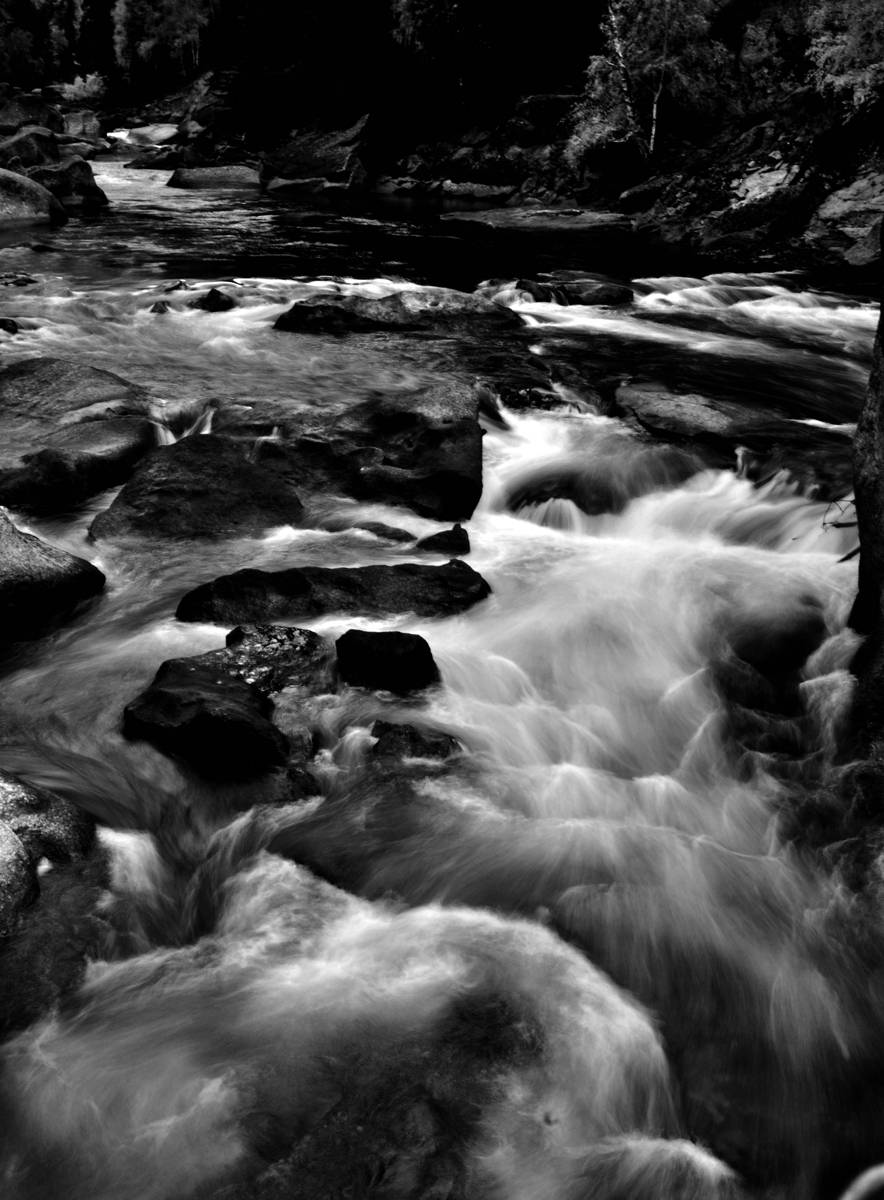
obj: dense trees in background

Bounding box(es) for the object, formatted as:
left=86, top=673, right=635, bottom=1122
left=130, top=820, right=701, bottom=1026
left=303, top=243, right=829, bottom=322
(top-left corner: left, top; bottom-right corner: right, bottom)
left=0, top=0, right=882, bottom=154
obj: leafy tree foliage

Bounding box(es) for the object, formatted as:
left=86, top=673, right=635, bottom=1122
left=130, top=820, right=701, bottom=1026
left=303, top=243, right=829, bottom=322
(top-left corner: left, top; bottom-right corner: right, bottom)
left=807, top=0, right=884, bottom=108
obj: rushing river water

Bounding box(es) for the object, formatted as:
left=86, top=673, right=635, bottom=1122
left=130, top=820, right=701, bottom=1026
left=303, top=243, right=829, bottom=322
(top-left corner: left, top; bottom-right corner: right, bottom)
left=0, top=163, right=882, bottom=1200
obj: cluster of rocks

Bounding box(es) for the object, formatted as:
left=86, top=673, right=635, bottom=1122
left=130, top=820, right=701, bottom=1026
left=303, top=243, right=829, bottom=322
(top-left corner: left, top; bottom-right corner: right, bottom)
left=0, top=90, right=110, bottom=227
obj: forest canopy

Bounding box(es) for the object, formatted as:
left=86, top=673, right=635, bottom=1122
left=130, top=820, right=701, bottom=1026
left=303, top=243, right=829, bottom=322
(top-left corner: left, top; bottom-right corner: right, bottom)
left=0, top=0, right=882, bottom=153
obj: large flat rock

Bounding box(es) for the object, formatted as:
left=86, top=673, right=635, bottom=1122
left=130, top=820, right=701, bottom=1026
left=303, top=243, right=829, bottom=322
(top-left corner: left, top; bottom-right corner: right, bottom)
left=176, top=559, right=492, bottom=624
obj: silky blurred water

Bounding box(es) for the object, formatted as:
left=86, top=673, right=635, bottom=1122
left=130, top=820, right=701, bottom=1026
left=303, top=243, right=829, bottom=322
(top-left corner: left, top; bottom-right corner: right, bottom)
left=0, top=164, right=880, bottom=1200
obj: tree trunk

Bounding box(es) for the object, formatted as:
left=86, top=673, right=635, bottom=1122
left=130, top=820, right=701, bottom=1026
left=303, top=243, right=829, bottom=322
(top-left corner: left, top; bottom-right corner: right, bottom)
left=648, top=0, right=671, bottom=157
left=607, top=1, right=647, bottom=157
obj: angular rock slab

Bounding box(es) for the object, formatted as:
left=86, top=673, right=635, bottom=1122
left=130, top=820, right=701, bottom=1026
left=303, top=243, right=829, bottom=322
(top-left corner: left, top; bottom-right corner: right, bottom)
left=90, top=435, right=304, bottom=541
left=336, top=630, right=440, bottom=695
left=177, top=559, right=492, bottom=624
left=0, top=511, right=105, bottom=644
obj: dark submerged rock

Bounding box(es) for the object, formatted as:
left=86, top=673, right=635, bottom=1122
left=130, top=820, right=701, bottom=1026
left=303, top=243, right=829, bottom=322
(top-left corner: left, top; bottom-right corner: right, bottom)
left=0, top=511, right=105, bottom=645
left=416, top=524, right=470, bottom=556
left=336, top=630, right=440, bottom=695
left=515, top=277, right=634, bottom=306
left=370, top=720, right=460, bottom=760
left=0, top=318, right=19, bottom=333
left=123, top=658, right=290, bottom=779
left=90, top=435, right=304, bottom=541
left=188, top=287, right=237, bottom=312
left=177, top=559, right=491, bottom=624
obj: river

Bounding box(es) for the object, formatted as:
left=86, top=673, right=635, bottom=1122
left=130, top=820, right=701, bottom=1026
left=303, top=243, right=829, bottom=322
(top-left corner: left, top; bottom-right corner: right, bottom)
left=0, top=162, right=881, bottom=1200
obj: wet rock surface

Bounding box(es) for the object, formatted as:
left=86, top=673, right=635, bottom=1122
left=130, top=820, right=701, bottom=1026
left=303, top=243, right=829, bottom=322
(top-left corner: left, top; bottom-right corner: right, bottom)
left=0, top=511, right=105, bottom=645
left=123, top=657, right=291, bottom=779
left=370, top=720, right=461, bottom=761
left=0, top=769, right=102, bottom=1035
left=336, top=630, right=440, bottom=695
left=90, top=435, right=305, bottom=541
left=123, top=624, right=335, bottom=781
left=176, top=559, right=492, bottom=624
left=614, top=383, right=855, bottom=500
left=274, top=286, right=520, bottom=334
left=416, top=524, right=470, bottom=556
left=0, top=166, right=65, bottom=226
left=0, top=417, right=157, bottom=513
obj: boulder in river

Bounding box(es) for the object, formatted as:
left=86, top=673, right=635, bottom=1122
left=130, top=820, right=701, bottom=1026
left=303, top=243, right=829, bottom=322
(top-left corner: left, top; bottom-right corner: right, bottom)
left=0, top=126, right=59, bottom=170
left=416, top=524, right=470, bottom=556
left=0, top=511, right=105, bottom=645
left=188, top=287, right=236, bottom=312
left=273, top=285, right=520, bottom=335
left=0, top=167, right=66, bottom=226
left=0, top=417, right=157, bottom=514
left=26, top=156, right=108, bottom=211
left=167, top=165, right=260, bottom=189
left=0, top=358, right=152, bottom=432
left=336, top=630, right=440, bottom=695
left=262, top=116, right=369, bottom=193
left=176, top=559, right=492, bottom=624
left=370, top=720, right=461, bottom=760
left=334, top=383, right=485, bottom=520
left=222, top=380, right=486, bottom=523
left=62, top=110, right=103, bottom=140
left=123, top=656, right=291, bottom=779
left=127, top=124, right=179, bottom=146
left=0, top=318, right=19, bottom=334
left=614, top=382, right=855, bottom=500
left=123, top=624, right=333, bottom=779
left=0, top=768, right=103, bottom=1036
left=512, top=276, right=634, bottom=306
left=90, top=435, right=305, bottom=541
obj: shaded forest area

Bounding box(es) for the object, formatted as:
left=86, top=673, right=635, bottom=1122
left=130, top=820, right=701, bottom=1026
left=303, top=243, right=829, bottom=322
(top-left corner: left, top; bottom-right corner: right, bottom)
left=1, top=0, right=882, bottom=171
